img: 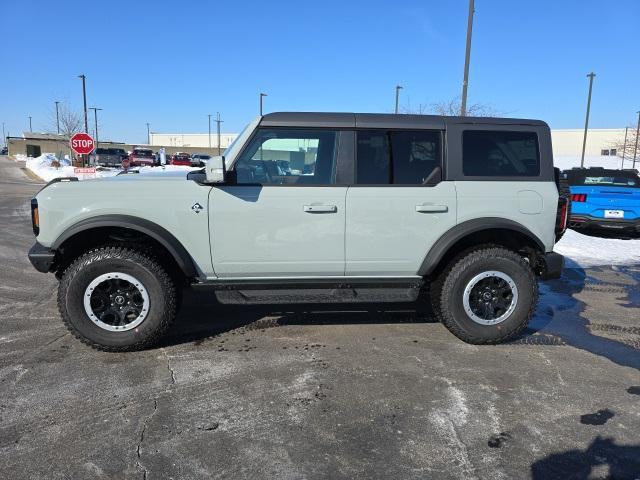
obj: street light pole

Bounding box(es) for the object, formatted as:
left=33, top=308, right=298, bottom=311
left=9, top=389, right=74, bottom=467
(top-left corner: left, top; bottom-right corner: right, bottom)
left=55, top=101, right=60, bottom=134
left=146, top=123, right=151, bottom=145
left=395, top=85, right=403, bottom=114
left=2, top=122, right=5, bottom=147
left=208, top=114, right=212, bottom=148
left=580, top=72, right=596, bottom=168
left=28, top=116, right=32, bottom=132
left=633, top=110, right=640, bottom=169
left=621, top=126, right=628, bottom=169
left=260, top=93, right=267, bottom=116
left=89, top=107, right=102, bottom=148
left=460, top=0, right=475, bottom=116
left=216, top=112, right=223, bottom=155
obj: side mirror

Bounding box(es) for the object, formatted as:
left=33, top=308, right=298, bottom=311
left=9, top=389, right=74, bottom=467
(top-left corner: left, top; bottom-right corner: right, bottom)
left=205, top=155, right=226, bottom=183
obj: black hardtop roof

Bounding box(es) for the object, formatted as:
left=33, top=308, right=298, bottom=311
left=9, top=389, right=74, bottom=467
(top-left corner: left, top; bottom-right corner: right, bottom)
left=260, top=111, right=548, bottom=129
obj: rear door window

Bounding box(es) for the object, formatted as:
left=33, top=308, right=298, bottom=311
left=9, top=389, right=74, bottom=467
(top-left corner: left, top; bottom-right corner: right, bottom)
left=462, top=131, right=539, bottom=177
left=356, top=130, right=441, bottom=185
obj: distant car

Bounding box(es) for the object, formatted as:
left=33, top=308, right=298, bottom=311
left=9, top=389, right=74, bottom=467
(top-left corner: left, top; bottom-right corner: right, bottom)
left=564, top=167, right=640, bottom=235
left=0, top=146, right=8, bottom=155
left=112, top=148, right=128, bottom=162
left=170, top=152, right=192, bottom=166
left=92, top=148, right=123, bottom=168
left=128, top=147, right=155, bottom=167
left=190, top=154, right=211, bottom=167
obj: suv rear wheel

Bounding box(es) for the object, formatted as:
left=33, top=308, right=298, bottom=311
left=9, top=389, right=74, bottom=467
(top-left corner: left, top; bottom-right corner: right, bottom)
left=437, top=247, right=537, bottom=344
left=58, top=246, right=177, bottom=351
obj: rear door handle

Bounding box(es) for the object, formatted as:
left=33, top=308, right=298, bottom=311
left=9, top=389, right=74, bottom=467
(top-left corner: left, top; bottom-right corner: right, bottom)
left=416, top=204, right=448, bottom=213
left=304, top=204, right=337, bottom=213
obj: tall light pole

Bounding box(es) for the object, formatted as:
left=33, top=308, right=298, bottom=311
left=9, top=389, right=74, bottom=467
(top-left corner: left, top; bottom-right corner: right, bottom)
left=395, top=85, right=403, bottom=114
left=208, top=114, right=212, bottom=148
left=460, top=0, right=475, bottom=116
left=89, top=107, right=102, bottom=147
left=260, top=93, right=267, bottom=116
left=580, top=72, right=596, bottom=168
left=633, top=110, right=640, bottom=169
left=2, top=122, right=5, bottom=147
left=28, top=116, right=32, bottom=132
left=216, top=112, right=223, bottom=154
left=146, top=123, right=151, bottom=145
left=78, top=75, right=88, bottom=134
left=621, top=126, right=628, bottom=169
left=55, top=101, right=60, bottom=134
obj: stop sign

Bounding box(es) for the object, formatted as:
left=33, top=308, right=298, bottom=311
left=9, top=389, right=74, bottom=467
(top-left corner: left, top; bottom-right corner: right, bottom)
left=70, top=133, right=95, bottom=155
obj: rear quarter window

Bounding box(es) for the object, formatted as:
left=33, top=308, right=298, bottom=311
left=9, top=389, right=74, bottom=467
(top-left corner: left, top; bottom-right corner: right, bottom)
left=462, top=130, right=540, bottom=177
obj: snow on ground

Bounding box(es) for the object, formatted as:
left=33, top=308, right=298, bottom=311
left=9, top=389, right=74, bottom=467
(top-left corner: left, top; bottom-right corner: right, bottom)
left=554, top=154, right=636, bottom=171
left=554, top=229, right=640, bottom=268
left=23, top=153, right=199, bottom=182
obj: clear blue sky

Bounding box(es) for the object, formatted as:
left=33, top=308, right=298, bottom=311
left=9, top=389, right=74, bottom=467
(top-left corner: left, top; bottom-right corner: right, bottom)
left=3, top=0, right=639, bottom=144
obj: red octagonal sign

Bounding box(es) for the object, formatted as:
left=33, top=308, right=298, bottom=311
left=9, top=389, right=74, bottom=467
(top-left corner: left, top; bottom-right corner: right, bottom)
left=70, top=132, right=95, bottom=155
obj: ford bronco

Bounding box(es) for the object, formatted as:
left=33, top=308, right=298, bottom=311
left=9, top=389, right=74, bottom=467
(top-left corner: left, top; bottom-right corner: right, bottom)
left=28, top=112, right=568, bottom=351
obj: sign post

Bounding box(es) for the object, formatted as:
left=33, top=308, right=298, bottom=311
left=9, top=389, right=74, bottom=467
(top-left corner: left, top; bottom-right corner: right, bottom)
left=70, top=132, right=95, bottom=166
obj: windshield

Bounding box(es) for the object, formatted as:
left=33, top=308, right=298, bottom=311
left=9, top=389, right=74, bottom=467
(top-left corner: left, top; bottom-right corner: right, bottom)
left=134, top=149, right=153, bottom=157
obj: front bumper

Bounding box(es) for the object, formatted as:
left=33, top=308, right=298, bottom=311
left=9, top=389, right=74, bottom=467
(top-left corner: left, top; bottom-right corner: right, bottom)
left=540, top=252, right=564, bottom=280
left=28, top=242, right=56, bottom=273
left=569, top=214, right=640, bottom=232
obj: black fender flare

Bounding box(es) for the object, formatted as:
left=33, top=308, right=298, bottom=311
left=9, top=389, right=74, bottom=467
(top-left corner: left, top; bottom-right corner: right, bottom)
left=52, top=214, right=197, bottom=278
left=417, top=217, right=546, bottom=276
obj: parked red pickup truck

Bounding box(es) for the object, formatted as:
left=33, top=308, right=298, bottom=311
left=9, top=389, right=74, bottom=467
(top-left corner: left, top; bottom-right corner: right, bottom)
left=126, top=147, right=155, bottom=167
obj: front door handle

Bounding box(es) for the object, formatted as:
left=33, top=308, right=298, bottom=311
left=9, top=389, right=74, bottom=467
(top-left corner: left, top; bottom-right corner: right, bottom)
left=416, top=204, right=448, bottom=213
left=303, top=204, right=337, bottom=213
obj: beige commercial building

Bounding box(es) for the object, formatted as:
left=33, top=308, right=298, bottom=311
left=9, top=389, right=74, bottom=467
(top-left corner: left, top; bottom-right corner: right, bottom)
left=149, top=132, right=238, bottom=149
left=550, top=128, right=627, bottom=157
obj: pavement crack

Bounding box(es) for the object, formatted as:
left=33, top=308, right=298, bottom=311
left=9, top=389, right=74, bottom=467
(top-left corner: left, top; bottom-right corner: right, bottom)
left=136, top=398, right=158, bottom=480
left=162, top=348, right=176, bottom=386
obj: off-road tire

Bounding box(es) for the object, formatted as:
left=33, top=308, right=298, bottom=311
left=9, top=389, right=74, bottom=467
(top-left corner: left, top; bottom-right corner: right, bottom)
left=439, top=247, right=537, bottom=344
left=58, top=246, right=177, bottom=351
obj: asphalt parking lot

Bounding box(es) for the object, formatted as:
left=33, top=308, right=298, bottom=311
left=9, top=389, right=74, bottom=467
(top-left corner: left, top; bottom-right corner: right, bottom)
left=0, top=156, right=639, bottom=479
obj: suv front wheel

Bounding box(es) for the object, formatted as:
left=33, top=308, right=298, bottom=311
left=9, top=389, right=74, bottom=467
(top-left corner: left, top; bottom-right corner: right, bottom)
left=437, top=247, right=537, bottom=344
left=58, top=246, right=178, bottom=351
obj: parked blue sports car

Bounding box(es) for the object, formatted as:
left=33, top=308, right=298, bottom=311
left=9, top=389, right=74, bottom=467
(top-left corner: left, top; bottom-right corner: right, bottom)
left=564, top=167, right=640, bottom=236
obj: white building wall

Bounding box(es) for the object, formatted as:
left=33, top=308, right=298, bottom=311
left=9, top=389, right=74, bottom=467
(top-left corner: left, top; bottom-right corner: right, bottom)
left=149, top=133, right=238, bottom=149
left=551, top=129, right=626, bottom=156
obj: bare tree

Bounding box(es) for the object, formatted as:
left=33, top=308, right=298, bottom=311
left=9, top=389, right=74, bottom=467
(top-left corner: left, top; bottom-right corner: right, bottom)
left=48, top=103, right=82, bottom=140
left=613, top=127, right=639, bottom=167
left=402, top=96, right=500, bottom=117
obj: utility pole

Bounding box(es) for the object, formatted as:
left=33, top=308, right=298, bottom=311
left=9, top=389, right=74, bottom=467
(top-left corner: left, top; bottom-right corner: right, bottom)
left=621, top=126, right=628, bottom=169
left=28, top=116, right=32, bottom=132
left=146, top=123, right=151, bottom=145
left=580, top=72, right=596, bottom=168
left=260, top=93, right=267, bottom=116
left=208, top=114, right=212, bottom=148
left=216, top=112, right=223, bottom=155
left=395, top=85, right=403, bottom=114
left=2, top=122, right=5, bottom=147
left=89, top=107, right=102, bottom=148
left=633, top=110, right=640, bottom=169
left=460, top=0, right=475, bottom=116
left=55, top=101, right=60, bottom=134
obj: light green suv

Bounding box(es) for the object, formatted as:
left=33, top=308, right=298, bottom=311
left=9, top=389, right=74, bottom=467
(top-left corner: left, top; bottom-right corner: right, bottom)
left=28, top=112, right=568, bottom=351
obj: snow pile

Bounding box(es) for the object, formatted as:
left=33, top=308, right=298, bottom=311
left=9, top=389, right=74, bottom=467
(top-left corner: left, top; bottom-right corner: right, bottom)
left=25, top=153, right=120, bottom=182
left=24, top=153, right=201, bottom=182
left=555, top=229, right=640, bottom=268
left=133, top=165, right=200, bottom=174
